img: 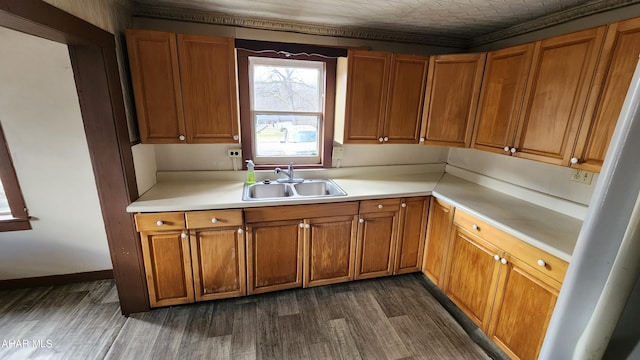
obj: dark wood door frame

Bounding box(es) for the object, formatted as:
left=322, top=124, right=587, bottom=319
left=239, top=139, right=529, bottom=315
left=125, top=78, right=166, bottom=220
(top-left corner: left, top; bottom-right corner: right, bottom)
left=0, top=0, right=149, bottom=314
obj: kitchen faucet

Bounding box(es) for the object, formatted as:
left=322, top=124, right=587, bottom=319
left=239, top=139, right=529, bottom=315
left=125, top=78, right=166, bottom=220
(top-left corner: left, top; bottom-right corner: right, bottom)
left=275, top=162, right=303, bottom=183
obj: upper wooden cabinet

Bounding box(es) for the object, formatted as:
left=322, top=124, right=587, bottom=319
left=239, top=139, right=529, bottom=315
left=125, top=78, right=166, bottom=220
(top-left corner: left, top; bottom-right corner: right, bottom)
left=421, top=53, right=486, bottom=147
left=571, top=17, right=640, bottom=172
left=512, top=26, right=606, bottom=165
left=126, top=29, right=240, bottom=144
left=126, top=29, right=185, bottom=143
left=344, top=50, right=428, bottom=144
left=472, top=44, right=535, bottom=155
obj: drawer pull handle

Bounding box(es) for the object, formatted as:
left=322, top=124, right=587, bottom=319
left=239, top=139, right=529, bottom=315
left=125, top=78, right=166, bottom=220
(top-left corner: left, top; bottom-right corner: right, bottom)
left=211, top=218, right=218, bottom=224
left=494, top=254, right=500, bottom=261
left=237, top=228, right=244, bottom=234
left=181, top=232, right=187, bottom=239
left=537, top=259, right=546, bottom=267
left=359, top=218, right=365, bottom=223
left=472, top=224, right=479, bottom=231
left=378, top=204, right=383, bottom=209
left=156, top=220, right=164, bottom=227
left=500, top=258, right=508, bottom=265
left=401, top=203, right=407, bottom=208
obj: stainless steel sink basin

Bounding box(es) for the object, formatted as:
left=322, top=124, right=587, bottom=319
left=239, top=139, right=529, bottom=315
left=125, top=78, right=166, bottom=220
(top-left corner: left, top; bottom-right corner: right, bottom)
left=243, top=179, right=347, bottom=201
left=246, top=183, right=293, bottom=199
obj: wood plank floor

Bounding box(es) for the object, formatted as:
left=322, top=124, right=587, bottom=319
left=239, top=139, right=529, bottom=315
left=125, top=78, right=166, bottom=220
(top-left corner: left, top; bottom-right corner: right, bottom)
left=0, top=274, right=505, bottom=359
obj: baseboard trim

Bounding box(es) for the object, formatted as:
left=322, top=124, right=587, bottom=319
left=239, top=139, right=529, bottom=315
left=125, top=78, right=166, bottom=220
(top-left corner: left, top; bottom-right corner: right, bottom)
left=0, top=270, right=114, bottom=291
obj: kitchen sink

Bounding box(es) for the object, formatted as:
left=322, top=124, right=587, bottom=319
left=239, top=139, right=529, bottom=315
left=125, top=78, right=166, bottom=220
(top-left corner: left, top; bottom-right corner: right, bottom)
left=243, top=179, right=347, bottom=201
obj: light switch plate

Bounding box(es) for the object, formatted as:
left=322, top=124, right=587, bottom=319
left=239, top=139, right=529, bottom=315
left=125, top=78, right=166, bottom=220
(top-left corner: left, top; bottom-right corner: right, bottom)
left=333, top=146, right=344, bottom=160
left=570, top=169, right=594, bottom=185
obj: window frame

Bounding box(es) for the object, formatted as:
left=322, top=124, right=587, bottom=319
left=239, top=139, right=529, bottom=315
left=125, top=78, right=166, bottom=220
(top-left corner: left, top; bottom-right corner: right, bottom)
left=0, top=122, right=30, bottom=231
left=237, top=48, right=336, bottom=169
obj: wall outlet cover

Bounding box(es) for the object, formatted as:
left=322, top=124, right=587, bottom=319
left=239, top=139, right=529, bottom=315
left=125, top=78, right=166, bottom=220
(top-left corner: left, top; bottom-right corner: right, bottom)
left=332, top=146, right=344, bottom=160
left=227, top=148, right=242, bottom=158
left=570, top=169, right=594, bottom=185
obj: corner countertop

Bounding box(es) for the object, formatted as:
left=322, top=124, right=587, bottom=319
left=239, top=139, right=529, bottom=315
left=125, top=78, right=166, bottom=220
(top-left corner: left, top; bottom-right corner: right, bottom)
left=434, top=174, right=582, bottom=261
left=127, top=168, right=583, bottom=261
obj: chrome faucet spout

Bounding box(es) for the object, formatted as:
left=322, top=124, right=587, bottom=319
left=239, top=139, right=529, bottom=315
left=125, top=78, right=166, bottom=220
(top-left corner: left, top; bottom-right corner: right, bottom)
left=275, top=162, right=302, bottom=183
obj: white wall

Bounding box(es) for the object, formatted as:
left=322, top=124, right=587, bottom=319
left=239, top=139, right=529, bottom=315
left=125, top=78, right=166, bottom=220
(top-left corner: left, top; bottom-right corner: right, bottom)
left=0, top=28, right=112, bottom=280
left=447, top=148, right=597, bottom=206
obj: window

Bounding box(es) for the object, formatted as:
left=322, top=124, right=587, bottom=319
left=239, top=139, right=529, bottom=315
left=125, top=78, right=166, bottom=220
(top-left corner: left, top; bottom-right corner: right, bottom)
left=237, top=43, right=339, bottom=168
left=0, top=123, right=30, bottom=231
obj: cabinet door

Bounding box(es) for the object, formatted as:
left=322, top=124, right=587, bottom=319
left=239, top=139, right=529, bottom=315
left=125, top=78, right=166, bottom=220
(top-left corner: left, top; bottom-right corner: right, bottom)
left=421, top=53, right=486, bottom=147
left=140, top=230, right=194, bottom=308
left=355, top=211, right=399, bottom=279
left=190, top=226, right=246, bottom=301
left=303, top=215, right=358, bottom=287
left=443, top=226, right=502, bottom=330
left=384, top=54, right=429, bottom=144
left=177, top=34, right=240, bottom=144
left=246, top=220, right=303, bottom=294
left=488, top=257, right=560, bottom=360
left=344, top=50, right=391, bottom=143
left=422, top=197, right=454, bottom=286
left=394, top=197, right=429, bottom=274
left=472, top=44, right=535, bottom=155
left=572, top=18, right=640, bottom=172
left=513, top=27, right=606, bottom=165
left=125, top=29, right=185, bottom=144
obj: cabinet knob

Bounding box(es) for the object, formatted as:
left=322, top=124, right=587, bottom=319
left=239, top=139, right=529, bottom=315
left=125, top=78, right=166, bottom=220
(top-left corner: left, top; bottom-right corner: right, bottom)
left=377, top=204, right=383, bottom=209
left=401, top=203, right=406, bottom=208
left=378, top=137, right=384, bottom=143
left=359, top=218, right=365, bottom=223
left=570, top=157, right=579, bottom=165
left=179, top=135, right=185, bottom=141
left=510, top=147, right=517, bottom=154
left=156, top=220, right=164, bottom=226
left=299, top=223, right=305, bottom=228
left=305, top=224, right=310, bottom=229
left=472, top=224, right=479, bottom=231
left=504, top=146, right=510, bottom=152
left=233, top=135, right=239, bottom=141
left=211, top=218, right=218, bottom=224
left=537, top=259, right=546, bottom=267
left=383, top=137, right=389, bottom=142
left=494, top=254, right=500, bottom=261
left=501, top=258, right=508, bottom=265
left=181, top=232, right=187, bottom=239
left=237, top=228, right=244, bottom=234
left=419, top=137, right=425, bottom=143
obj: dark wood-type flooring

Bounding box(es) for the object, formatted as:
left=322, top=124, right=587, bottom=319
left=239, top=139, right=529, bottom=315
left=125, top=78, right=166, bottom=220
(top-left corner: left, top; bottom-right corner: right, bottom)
left=0, top=274, right=506, bottom=359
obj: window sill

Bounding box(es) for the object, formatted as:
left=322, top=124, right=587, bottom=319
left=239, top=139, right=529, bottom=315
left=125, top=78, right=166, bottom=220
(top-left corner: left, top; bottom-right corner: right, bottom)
left=254, top=164, right=326, bottom=171
left=0, top=215, right=31, bottom=231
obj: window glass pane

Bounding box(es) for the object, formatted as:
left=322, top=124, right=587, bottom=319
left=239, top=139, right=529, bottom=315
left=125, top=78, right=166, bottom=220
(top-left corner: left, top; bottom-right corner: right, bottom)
left=0, top=180, right=10, bottom=215
left=252, top=61, right=322, bottom=112
left=255, top=114, right=320, bottom=157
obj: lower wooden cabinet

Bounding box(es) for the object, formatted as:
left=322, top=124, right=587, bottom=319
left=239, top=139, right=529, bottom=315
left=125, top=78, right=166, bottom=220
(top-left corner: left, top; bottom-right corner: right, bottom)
left=394, top=197, right=429, bottom=274
left=355, top=199, right=401, bottom=279
left=442, top=208, right=568, bottom=360
left=139, top=229, right=195, bottom=308
left=443, top=225, right=502, bottom=329
left=422, top=197, right=454, bottom=286
left=246, top=220, right=303, bottom=295
left=488, top=256, right=560, bottom=360
left=304, top=215, right=358, bottom=287
left=190, top=226, right=246, bottom=301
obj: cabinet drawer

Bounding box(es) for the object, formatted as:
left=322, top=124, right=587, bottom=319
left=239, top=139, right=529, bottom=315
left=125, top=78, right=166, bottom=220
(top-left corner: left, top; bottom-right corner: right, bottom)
left=186, top=209, right=243, bottom=229
left=135, top=212, right=186, bottom=232
left=503, top=240, right=568, bottom=284
left=454, top=209, right=568, bottom=284
left=360, top=198, right=401, bottom=213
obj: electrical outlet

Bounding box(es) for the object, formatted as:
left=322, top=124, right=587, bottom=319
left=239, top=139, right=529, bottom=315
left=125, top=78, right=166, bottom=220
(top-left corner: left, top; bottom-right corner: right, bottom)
left=570, top=169, right=594, bottom=185
left=332, top=146, right=344, bottom=160
left=227, top=148, right=242, bottom=158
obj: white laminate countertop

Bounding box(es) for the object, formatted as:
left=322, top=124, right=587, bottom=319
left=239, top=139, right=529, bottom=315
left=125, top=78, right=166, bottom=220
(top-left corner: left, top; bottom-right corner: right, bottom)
left=127, top=170, right=583, bottom=261
left=434, top=174, right=582, bottom=261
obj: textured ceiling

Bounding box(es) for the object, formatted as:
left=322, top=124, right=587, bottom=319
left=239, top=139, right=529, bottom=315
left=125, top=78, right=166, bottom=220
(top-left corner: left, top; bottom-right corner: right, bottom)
left=133, top=0, right=639, bottom=47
